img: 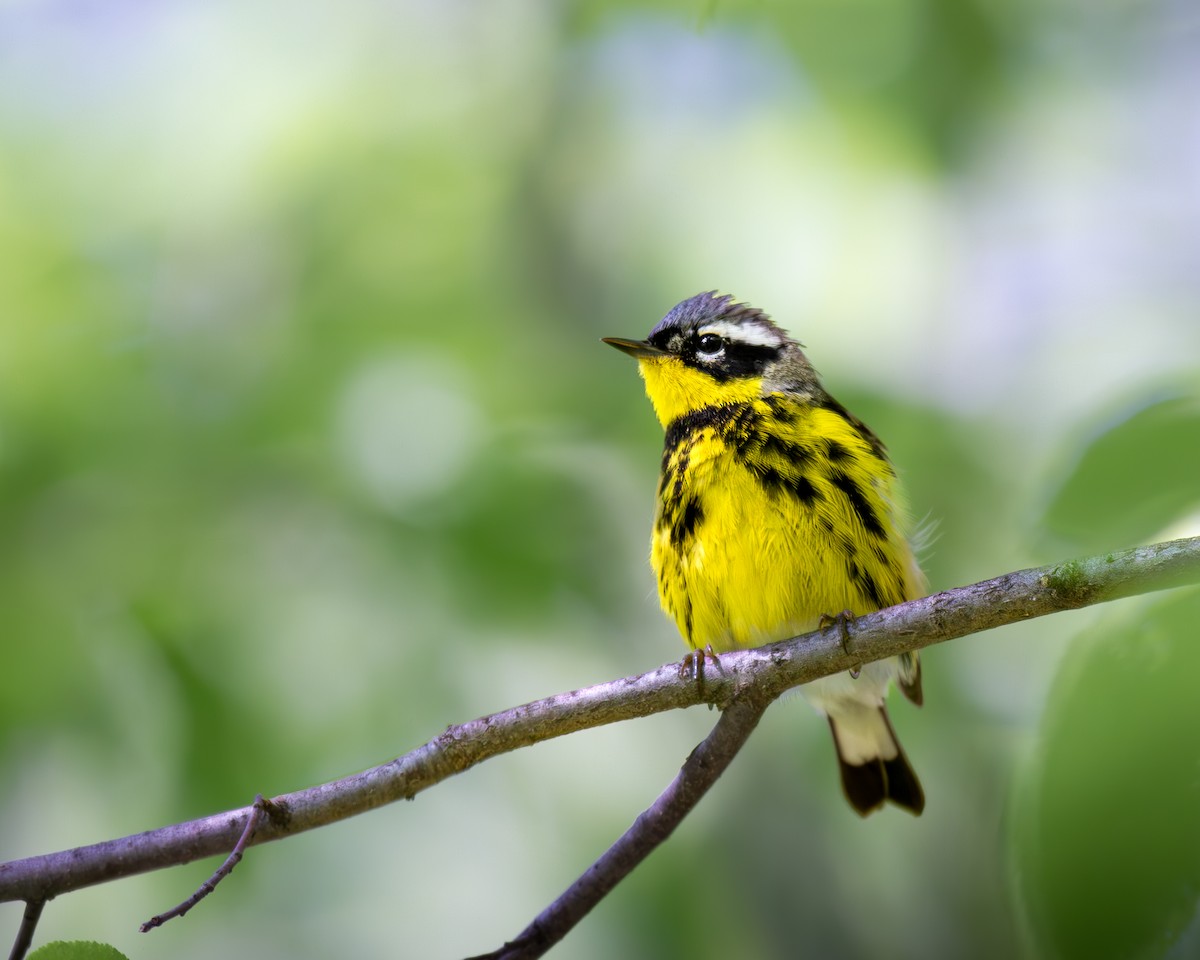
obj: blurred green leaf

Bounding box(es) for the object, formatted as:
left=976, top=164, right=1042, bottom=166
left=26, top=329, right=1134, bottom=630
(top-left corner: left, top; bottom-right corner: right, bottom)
left=1040, top=394, right=1200, bottom=553
left=28, top=942, right=129, bottom=960
left=1012, top=589, right=1200, bottom=960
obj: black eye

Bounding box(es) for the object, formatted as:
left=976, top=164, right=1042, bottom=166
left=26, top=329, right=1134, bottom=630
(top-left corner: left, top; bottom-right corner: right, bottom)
left=696, top=334, right=724, bottom=356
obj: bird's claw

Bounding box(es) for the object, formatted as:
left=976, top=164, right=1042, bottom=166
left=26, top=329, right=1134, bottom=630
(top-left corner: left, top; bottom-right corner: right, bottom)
left=819, top=609, right=863, bottom=679
left=679, top=644, right=723, bottom=700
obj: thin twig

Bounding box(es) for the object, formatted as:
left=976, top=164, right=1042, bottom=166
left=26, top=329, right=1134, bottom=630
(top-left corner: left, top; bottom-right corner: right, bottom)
left=0, top=538, right=1197, bottom=914
left=140, top=794, right=272, bottom=933
left=467, top=694, right=772, bottom=960
left=7, top=899, right=44, bottom=960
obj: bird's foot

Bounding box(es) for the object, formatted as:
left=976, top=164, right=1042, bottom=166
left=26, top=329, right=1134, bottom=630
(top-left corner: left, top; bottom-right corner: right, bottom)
left=819, top=610, right=862, bottom=678
left=679, top=644, right=723, bottom=700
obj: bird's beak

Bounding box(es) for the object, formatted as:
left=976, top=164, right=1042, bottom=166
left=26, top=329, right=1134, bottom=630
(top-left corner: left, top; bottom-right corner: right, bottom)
left=601, top=337, right=667, bottom=360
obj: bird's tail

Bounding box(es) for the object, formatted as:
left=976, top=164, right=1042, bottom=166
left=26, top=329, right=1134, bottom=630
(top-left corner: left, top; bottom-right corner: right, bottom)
left=827, top=705, right=924, bottom=817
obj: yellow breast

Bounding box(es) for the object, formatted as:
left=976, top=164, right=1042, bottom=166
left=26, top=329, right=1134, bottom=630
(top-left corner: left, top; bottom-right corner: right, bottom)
left=651, top=396, right=923, bottom=651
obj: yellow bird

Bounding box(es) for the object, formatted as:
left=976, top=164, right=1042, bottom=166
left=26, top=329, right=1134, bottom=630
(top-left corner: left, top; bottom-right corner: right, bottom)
left=604, top=292, right=925, bottom=816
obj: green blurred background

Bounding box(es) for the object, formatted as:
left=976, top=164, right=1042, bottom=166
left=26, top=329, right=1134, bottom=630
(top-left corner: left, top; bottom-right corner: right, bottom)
left=2, top=2, right=1199, bottom=958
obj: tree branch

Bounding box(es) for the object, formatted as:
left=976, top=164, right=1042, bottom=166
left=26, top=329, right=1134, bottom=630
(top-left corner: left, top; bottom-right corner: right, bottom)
left=1, top=537, right=1197, bottom=941
left=139, top=794, right=275, bottom=932
left=7, top=900, right=44, bottom=960
left=468, top=693, right=773, bottom=960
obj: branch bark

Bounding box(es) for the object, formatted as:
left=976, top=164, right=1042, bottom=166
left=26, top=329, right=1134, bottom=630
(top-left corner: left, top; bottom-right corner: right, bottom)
left=2, top=537, right=1198, bottom=947
left=6, top=900, right=43, bottom=960
left=468, top=693, right=773, bottom=960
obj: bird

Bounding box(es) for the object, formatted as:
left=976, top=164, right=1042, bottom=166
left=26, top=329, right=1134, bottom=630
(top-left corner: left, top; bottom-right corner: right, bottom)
left=603, top=291, right=926, bottom=816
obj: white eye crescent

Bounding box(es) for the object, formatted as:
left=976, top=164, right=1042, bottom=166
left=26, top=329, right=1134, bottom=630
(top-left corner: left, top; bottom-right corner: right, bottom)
left=696, top=333, right=724, bottom=357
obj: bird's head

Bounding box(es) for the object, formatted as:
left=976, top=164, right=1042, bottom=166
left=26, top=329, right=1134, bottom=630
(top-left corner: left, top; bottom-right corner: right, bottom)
left=603, top=291, right=819, bottom=427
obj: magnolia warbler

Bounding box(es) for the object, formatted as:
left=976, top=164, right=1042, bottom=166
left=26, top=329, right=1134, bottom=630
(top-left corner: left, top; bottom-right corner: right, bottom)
left=604, top=292, right=925, bottom=816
